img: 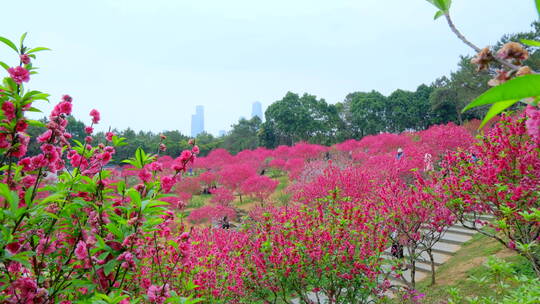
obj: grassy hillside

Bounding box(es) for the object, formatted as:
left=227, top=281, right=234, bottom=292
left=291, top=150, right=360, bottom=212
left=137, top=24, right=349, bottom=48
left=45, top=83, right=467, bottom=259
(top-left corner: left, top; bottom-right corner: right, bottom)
left=407, top=234, right=535, bottom=303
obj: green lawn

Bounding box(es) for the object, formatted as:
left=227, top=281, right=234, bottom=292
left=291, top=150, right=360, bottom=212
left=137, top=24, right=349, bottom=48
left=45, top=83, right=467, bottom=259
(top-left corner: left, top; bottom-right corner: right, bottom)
left=186, top=193, right=210, bottom=209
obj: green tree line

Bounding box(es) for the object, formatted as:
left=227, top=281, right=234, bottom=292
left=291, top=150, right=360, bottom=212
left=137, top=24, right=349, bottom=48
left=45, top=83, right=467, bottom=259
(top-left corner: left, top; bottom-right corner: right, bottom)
left=24, top=22, right=540, bottom=157
left=259, top=22, right=540, bottom=148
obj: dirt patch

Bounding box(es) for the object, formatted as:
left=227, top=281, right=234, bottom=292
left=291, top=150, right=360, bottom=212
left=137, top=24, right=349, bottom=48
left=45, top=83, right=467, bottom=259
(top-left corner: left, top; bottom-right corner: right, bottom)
left=494, top=248, right=514, bottom=259
left=436, top=256, right=486, bottom=285
left=434, top=241, right=516, bottom=286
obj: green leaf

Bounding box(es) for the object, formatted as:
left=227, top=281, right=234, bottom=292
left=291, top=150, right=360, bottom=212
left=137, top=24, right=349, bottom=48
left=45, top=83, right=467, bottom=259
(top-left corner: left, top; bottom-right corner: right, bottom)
left=463, top=74, right=540, bottom=112
left=521, top=39, right=540, bottom=47
left=27, top=107, right=42, bottom=113
left=479, top=100, right=519, bottom=128
left=105, top=223, right=123, bottom=239
left=26, top=47, right=51, bottom=54
left=184, top=279, right=200, bottom=291
left=103, top=259, right=117, bottom=276
left=72, top=139, right=84, bottom=149
left=425, top=0, right=451, bottom=12
left=127, top=189, right=142, bottom=206
left=7, top=251, right=33, bottom=268
left=94, top=293, right=112, bottom=301
left=38, top=192, right=66, bottom=206
left=0, top=36, right=18, bottom=53
left=434, top=10, right=445, bottom=20
left=94, top=234, right=107, bottom=251
left=135, top=147, right=146, bottom=167
left=23, top=90, right=43, bottom=98
left=121, top=159, right=136, bottom=167
left=142, top=200, right=169, bottom=212
left=0, top=61, right=9, bottom=71
left=19, top=33, right=27, bottom=49
left=442, top=0, right=452, bottom=10
left=115, top=180, right=126, bottom=194
left=111, top=295, right=130, bottom=304
left=21, top=91, right=49, bottom=104
left=537, top=0, right=540, bottom=19
left=167, top=240, right=179, bottom=250
left=112, top=135, right=128, bottom=147
left=27, top=119, right=46, bottom=128
left=3, top=77, right=17, bottom=91
left=28, top=93, right=50, bottom=102
left=0, top=183, right=17, bottom=211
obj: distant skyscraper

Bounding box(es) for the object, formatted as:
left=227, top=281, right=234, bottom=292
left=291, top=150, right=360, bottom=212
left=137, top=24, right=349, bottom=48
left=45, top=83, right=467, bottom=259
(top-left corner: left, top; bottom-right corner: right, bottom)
left=219, top=130, right=226, bottom=137
left=190, top=105, right=204, bottom=137
left=190, top=114, right=197, bottom=137
left=251, top=101, right=263, bottom=121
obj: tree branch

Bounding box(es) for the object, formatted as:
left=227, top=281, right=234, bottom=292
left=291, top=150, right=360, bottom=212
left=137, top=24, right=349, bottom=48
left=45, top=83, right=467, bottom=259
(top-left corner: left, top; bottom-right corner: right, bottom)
left=444, top=13, right=481, bottom=53
left=444, top=12, right=523, bottom=72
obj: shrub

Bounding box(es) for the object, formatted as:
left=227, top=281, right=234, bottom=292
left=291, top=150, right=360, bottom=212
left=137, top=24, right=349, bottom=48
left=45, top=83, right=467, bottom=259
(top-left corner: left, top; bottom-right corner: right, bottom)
left=240, top=175, right=278, bottom=203
left=187, top=205, right=237, bottom=224
left=0, top=34, right=200, bottom=302
left=441, top=114, right=540, bottom=275
left=209, top=187, right=235, bottom=206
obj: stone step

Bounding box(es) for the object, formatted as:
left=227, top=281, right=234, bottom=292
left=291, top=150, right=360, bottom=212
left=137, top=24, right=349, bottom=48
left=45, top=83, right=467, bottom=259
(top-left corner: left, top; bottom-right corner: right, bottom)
left=454, top=221, right=488, bottom=231
left=438, top=238, right=464, bottom=246
left=395, top=267, right=429, bottom=283
left=414, top=261, right=432, bottom=273
left=460, top=221, right=491, bottom=229
left=463, top=215, right=494, bottom=223
left=396, top=261, right=432, bottom=274
left=389, top=277, right=407, bottom=287
left=431, top=241, right=461, bottom=254
left=446, top=226, right=476, bottom=236
left=382, top=258, right=432, bottom=275
left=430, top=246, right=455, bottom=256
left=441, top=231, right=473, bottom=244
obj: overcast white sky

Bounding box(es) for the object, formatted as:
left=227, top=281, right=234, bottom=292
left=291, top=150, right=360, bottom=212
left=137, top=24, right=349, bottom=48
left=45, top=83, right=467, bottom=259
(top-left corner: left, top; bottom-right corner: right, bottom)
left=0, top=0, right=537, bottom=135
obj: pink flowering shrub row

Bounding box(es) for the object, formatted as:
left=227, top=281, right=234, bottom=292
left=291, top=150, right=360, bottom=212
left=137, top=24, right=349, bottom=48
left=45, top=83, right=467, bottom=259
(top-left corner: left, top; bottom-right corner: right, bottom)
left=209, top=187, right=235, bottom=206
left=180, top=193, right=391, bottom=304
left=186, top=205, right=236, bottom=224
left=180, top=119, right=474, bottom=221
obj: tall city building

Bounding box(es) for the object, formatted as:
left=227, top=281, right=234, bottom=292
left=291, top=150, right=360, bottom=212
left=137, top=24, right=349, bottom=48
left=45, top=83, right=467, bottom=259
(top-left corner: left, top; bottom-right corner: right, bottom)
left=251, top=101, right=263, bottom=121
left=190, top=105, right=204, bottom=137
left=218, top=130, right=226, bottom=137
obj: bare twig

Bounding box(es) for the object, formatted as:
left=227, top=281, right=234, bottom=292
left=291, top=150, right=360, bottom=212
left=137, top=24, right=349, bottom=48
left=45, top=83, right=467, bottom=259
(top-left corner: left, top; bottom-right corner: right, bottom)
left=444, top=12, right=524, bottom=72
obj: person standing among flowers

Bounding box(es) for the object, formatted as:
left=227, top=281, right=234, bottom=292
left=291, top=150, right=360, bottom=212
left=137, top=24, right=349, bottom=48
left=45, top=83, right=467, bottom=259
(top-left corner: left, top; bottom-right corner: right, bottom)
left=396, top=148, right=404, bottom=160
left=424, top=153, right=434, bottom=172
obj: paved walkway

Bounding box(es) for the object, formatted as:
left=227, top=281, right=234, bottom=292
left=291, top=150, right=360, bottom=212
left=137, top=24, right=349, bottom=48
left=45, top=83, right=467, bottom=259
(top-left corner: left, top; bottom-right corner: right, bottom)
left=385, top=221, right=478, bottom=286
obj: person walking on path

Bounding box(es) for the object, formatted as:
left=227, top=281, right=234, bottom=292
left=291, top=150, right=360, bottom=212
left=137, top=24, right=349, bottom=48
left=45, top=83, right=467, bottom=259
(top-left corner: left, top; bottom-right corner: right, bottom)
left=221, top=216, right=230, bottom=229
left=391, top=230, right=405, bottom=259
